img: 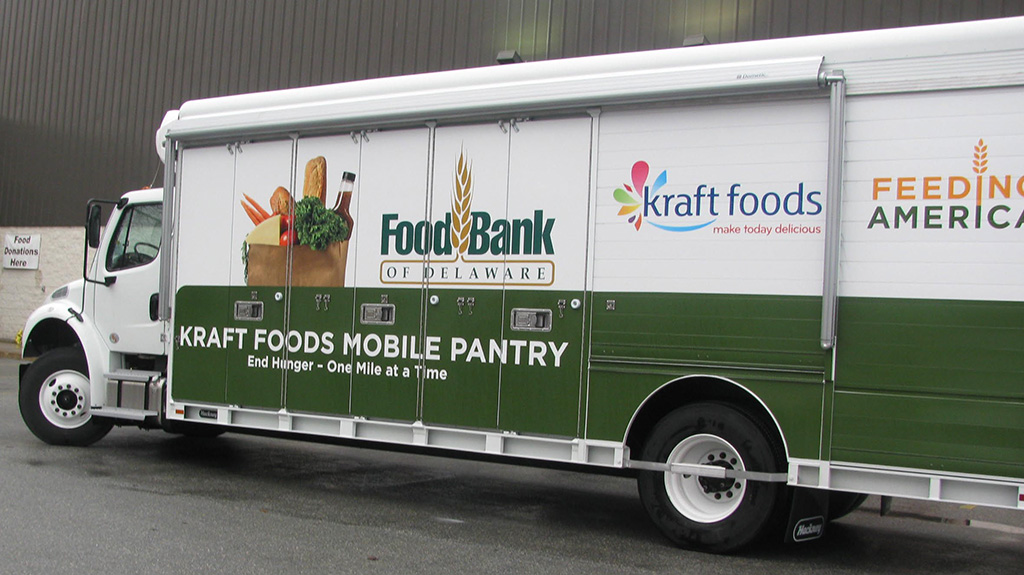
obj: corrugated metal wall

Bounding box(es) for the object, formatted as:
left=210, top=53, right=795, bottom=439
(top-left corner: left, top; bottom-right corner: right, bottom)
left=2, top=0, right=1023, bottom=226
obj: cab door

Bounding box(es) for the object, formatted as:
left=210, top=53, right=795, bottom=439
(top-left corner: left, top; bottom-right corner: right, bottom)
left=91, top=200, right=165, bottom=356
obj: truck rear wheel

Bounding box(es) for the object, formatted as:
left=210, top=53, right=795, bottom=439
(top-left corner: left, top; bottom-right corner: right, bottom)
left=19, top=347, right=113, bottom=446
left=828, top=491, right=868, bottom=521
left=637, top=402, right=786, bottom=553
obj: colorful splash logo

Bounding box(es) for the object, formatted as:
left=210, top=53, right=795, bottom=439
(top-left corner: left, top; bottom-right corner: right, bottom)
left=613, top=161, right=716, bottom=232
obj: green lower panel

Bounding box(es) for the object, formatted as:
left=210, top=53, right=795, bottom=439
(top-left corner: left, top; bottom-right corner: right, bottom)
left=499, top=290, right=585, bottom=437
left=586, top=364, right=825, bottom=459
left=832, top=392, right=1024, bottom=478
left=836, top=297, right=1024, bottom=399
left=225, top=286, right=287, bottom=409
left=349, top=288, right=420, bottom=421
left=832, top=297, right=1024, bottom=478
left=171, top=286, right=229, bottom=404
left=173, top=285, right=288, bottom=409
left=591, top=292, right=826, bottom=371
left=171, top=284, right=1024, bottom=482
left=284, top=287, right=355, bottom=415
left=586, top=291, right=827, bottom=458
left=421, top=289, right=500, bottom=429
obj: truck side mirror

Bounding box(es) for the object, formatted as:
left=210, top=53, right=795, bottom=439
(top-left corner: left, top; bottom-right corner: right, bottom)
left=87, top=204, right=102, bottom=248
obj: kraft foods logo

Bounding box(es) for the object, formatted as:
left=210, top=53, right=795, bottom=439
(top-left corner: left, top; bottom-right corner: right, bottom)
left=613, top=161, right=823, bottom=236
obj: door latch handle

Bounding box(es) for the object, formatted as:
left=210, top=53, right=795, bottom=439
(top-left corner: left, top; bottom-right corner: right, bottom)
left=314, top=293, right=332, bottom=311
left=360, top=302, right=395, bottom=325
left=510, top=308, right=552, bottom=332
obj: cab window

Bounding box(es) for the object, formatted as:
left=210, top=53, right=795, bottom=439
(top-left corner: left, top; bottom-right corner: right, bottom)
left=106, top=203, right=162, bottom=271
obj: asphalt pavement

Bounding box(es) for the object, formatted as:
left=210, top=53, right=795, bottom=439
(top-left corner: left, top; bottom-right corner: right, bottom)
left=2, top=355, right=1022, bottom=574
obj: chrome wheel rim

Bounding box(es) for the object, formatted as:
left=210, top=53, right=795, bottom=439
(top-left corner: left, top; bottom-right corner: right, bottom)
left=664, top=433, right=746, bottom=523
left=38, top=369, right=92, bottom=429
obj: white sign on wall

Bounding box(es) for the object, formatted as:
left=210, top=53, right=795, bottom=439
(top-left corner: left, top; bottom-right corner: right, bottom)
left=3, top=234, right=41, bottom=270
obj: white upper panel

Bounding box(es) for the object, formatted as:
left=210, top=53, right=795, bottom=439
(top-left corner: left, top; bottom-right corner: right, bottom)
left=839, top=87, right=1024, bottom=302
left=592, top=98, right=829, bottom=296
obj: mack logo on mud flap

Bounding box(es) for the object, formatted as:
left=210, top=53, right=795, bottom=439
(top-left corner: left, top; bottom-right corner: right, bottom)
left=792, top=516, right=825, bottom=542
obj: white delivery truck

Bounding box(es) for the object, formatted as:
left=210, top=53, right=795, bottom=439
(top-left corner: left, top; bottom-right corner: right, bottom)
left=19, top=18, right=1024, bottom=553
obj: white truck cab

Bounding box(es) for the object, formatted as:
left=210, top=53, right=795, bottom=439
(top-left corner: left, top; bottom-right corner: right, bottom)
left=19, top=187, right=165, bottom=445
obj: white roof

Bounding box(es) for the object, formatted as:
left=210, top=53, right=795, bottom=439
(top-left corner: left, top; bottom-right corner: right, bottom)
left=159, top=16, right=1024, bottom=146
left=122, top=187, right=163, bottom=204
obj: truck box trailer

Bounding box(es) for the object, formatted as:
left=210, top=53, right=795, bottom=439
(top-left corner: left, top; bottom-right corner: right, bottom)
left=19, top=17, right=1024, bottom=553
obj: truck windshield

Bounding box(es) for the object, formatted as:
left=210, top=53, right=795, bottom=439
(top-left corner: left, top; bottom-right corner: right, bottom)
left=105, top=203, right=162, bottom=271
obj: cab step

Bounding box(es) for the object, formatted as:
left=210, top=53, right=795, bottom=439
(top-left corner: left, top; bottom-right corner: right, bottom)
left=92, top=369, right=163, bottom=421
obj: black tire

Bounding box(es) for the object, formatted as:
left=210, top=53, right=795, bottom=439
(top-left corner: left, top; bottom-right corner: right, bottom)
left=19, top=347, right=113, bottom=446
left=828, top=491, right=868, bottom=521
left=637, top=402, right=787, bottom=553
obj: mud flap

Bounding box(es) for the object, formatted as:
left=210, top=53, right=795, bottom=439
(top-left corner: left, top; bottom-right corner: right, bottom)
left=785, top=487, right=829, bottom=543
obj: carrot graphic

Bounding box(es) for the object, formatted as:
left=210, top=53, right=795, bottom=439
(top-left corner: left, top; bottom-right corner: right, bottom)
left=244, top=194, right=272, bottom=220
left=241, top=201, right=263, bottom=225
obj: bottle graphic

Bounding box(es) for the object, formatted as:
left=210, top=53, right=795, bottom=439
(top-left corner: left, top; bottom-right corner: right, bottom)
left=334, top=171, right=356, bottom=240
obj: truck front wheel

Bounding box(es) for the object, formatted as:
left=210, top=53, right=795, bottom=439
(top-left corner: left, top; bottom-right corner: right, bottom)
left=19, top=347, right=113, bottom=446
left=637, top=402, right=786, bottom=553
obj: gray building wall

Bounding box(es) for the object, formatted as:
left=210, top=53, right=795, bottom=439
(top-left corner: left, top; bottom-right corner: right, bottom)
left=2, top=0, right=1024, bottom=340
left=3, top=0, right=1024, bottom=227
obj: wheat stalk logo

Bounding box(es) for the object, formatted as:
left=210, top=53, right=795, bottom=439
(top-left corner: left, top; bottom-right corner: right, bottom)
left=973, top=138, right=988, bottom=174
left=451, top=150, right=473, bottom=256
